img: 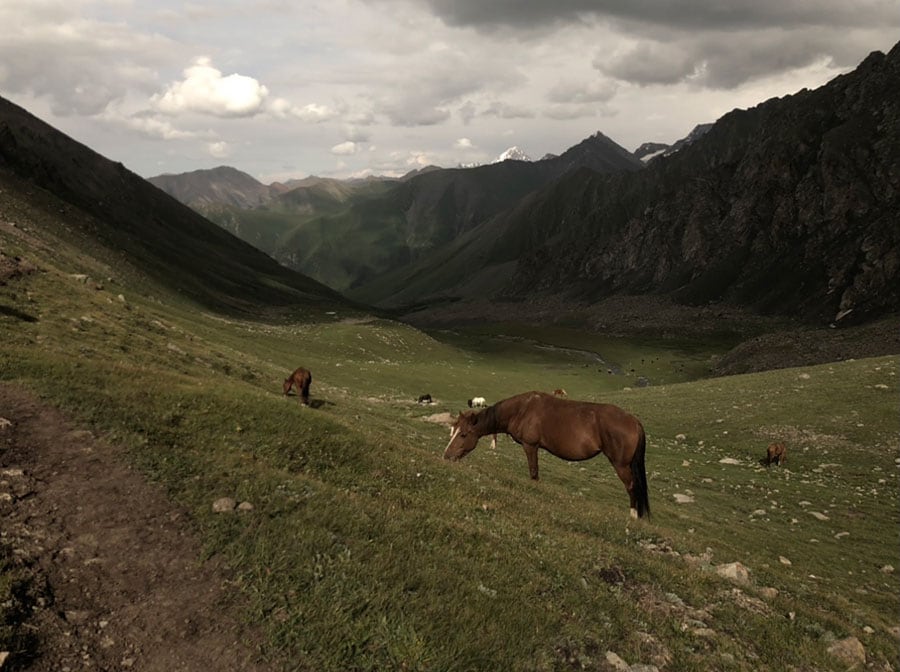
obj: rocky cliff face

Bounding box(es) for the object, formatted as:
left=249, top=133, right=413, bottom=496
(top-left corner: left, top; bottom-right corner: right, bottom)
left=504, top=44, right=900, bottom=324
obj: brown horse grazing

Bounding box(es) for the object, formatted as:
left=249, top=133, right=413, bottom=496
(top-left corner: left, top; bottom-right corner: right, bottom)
left=765, top=442, right=786, bottom=466
left=444, top=391, right=650, bottom=519
left=283, top=367, right=312, bottom=405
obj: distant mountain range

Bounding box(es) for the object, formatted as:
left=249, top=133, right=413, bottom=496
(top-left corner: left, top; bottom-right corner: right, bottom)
left=3, top=42, right=897, bottom=330
left=149, top=132, right=644, bottom=293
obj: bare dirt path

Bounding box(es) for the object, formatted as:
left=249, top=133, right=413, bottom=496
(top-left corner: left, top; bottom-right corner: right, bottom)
left=0, top=383, right=276, bottom=671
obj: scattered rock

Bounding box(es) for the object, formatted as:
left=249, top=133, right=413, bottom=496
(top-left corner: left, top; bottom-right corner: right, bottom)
left=477, top=583, right=497, bottom=598
left=809, top=511, right=830, bottom=521
left=759, top=587, right=779, bottom=600
left=716, top=562, right=751, bottom=585
left=675, top=433, right=686, bottom=441
left=212, top=497, right=237, bottom=513
left=798, top=373, right=811, bottom=380
left=826, top=636, right=866, bottom=667
left=673, top=493, right=694, bottom=504
left=834, top=531, right=849, bottom=539
left=719, top=457, right=741, bottom=465
left=237, top=501, right=254, bottom=512
left=779, top=556, right=792, bottom=566
left=0, top=417, right=12, bottom=430
left=880, top=564, right=894, bottom=574
left=604, top=651, right=630, bottom=672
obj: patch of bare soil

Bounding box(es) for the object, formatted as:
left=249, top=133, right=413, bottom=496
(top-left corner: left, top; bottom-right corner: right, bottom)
left=0, top=384, right=275, bottom=671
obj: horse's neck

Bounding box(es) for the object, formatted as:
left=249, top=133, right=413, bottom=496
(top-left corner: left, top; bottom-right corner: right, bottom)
left=477, top=403, right=507, bottom=437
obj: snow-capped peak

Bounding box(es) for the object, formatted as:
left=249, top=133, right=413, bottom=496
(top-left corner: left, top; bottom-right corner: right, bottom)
left=493, top=146, right=532, bottom=163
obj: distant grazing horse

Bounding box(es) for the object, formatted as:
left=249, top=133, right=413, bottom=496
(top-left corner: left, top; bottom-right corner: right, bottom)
left=552, top=388, right=567, bottom=398
left=283, top=367, right=312, bottom=406
left=764, top=442, right=787, bottom=466
left=417, top=394, right=433, bottom=405
left=444, top=391, right=650, bottom=519
left=468, top=397, right=487, bottom=408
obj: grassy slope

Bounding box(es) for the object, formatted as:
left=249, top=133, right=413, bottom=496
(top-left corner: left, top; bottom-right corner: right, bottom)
left=1, top=187, right=898, bottom=671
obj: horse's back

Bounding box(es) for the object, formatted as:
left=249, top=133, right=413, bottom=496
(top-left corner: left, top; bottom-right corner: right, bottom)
left=290, top=367, right=311, bottom=382
left=515, top=392, right=642, bottom=460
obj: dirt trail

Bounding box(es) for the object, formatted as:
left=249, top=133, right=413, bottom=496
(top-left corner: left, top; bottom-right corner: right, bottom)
left=0, top=383, right=275, bottom=671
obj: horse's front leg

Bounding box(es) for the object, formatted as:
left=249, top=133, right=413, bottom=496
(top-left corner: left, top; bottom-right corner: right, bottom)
left=522, top=443, right=539, bottom=480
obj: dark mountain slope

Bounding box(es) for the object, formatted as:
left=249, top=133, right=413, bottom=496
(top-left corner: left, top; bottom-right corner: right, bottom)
left=371, top=44, right=900, bottom=325
left=0, top=96, right=347, bottom=314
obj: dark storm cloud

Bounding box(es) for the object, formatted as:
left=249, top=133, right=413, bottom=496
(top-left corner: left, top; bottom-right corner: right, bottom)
left=415, top=0, right=897, bottom=32
left=385, top=0, right=899, bottom=89
left=595, top=28, right=888, bottom=88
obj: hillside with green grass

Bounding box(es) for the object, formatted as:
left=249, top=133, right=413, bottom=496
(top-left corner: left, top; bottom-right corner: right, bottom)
left=2, top=164, right=898, bottom=671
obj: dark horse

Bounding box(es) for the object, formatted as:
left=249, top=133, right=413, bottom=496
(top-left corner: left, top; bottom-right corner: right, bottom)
left=283, top=367, right=312, bottom=406
left=764, top=442, right=787, bottom=466
left=444, top=391, right=650, bottom=518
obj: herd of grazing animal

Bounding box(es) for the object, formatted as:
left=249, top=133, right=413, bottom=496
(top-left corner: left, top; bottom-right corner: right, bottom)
left=282, top=366, right=786, bottom=519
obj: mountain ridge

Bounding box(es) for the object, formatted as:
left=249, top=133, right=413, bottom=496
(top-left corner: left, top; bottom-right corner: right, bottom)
left=355, top=44, right=900, bottom=325
left=149, top=130, right=644, bottom=292
left=0, top=95, right=348, bottom=314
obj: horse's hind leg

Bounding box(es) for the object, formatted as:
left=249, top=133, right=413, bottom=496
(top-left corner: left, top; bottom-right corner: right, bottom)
left=612, top=464, right=638, bottom=519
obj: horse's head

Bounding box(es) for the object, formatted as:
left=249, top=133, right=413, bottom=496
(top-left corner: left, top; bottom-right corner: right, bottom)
left=444, top=411, right=481, bottom=461
left=282, top=378, right=292, bottom=395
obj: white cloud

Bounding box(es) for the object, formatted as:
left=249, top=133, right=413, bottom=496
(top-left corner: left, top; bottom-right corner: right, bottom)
left=454, top=137, right=475, bottom=149
left=118, top=114, right=197, bottom=140
left=406, top=151, right=433, bottom=167
left=153, top=57, right=269, bottom=117
left=269, top=98, right=338, bottom=122
left=331, top=141, right=358, bottom=155
left=208, top=141, right=231, bottom=158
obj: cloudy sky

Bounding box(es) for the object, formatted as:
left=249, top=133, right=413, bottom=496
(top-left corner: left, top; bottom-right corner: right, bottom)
left=2, top=1, right=897, bottom=182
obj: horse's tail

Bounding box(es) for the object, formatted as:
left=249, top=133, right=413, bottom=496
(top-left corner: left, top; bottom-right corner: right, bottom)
left=631, top=427, right=650, bottom=518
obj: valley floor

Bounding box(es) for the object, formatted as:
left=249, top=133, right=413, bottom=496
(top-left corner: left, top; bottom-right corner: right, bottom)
left=0, top=384, right=276, bottom=671
left=400, top=295, right=900, bottom=375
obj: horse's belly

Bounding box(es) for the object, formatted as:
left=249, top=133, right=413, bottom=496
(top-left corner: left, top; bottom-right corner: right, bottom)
left=543, top=442, right=600, bottom=461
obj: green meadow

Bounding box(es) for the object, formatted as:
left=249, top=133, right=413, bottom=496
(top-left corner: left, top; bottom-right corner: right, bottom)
left=1, top=213, right=898, bottom=671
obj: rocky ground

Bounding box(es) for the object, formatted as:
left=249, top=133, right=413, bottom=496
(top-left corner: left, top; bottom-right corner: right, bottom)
left=0, top=384, right=275, bottom=671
